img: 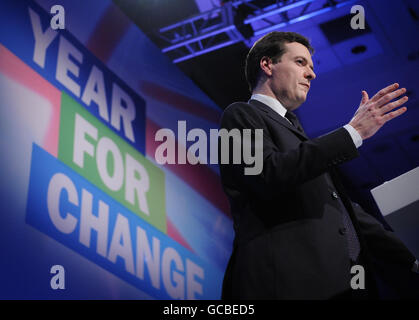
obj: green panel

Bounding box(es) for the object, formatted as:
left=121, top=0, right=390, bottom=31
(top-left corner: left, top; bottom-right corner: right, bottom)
left=58, top=92, right=166, bottom=233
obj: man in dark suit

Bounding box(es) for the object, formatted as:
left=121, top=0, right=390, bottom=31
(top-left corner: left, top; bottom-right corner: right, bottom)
left=219, top=31, right=418, bottom=299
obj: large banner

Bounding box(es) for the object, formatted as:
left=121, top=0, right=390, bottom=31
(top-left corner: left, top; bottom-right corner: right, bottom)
left=0, top=0, right=231, bottom=299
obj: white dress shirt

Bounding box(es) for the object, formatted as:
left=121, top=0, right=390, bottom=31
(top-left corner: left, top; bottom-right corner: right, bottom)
left=250, top=94, right=363, bottom=148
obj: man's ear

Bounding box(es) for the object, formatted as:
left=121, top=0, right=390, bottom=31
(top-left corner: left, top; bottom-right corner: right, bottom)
left=260, top=56, right=273, bottom=77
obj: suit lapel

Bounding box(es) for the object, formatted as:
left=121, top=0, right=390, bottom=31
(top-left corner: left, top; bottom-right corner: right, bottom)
left=249, top=99, right=308, bottom=140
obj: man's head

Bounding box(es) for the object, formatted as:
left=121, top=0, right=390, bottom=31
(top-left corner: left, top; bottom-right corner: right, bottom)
left=245, top=31, right=316, bottom=110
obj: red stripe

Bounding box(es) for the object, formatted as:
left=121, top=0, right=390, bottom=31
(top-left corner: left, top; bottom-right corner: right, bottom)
left=146, top=119, right=231, bottom=218
left=166, top=218, right=194, bottom=253
left=86, top=4, right=131, bottom=63
left=0, top=45, right=61, bottom=157
left=140, top=81, right=221, bottom=124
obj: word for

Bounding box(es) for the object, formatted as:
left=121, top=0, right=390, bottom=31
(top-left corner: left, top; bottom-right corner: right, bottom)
left=74, top=113, right=150, bottom=215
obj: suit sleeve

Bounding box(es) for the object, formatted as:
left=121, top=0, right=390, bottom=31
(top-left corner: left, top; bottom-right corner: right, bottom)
left=351, top=201, right=417, bottom=269
left=219, top=102, right=359, bottom=198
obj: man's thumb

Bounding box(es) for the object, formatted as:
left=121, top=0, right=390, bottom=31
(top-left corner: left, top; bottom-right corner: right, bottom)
left=361, top=90, right=369, bottom=103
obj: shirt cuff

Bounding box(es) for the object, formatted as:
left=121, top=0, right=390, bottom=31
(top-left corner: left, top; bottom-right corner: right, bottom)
left=344, top=124, right=363, bottom=148
left=412, top=260, right=419, bottom=273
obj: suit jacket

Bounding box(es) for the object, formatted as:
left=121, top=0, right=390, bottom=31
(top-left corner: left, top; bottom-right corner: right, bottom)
left=219, top=99, right=417, bottom=299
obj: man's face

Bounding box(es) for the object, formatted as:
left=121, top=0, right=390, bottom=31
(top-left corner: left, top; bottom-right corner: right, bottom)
left=269, top=42, right=316, bottom=110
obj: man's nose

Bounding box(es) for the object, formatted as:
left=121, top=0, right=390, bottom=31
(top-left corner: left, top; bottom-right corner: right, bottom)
left=305, top=68, right=316, bottom=80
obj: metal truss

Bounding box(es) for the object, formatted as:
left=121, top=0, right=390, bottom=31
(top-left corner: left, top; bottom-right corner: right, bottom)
left=157, top=0, right=357, bottom=63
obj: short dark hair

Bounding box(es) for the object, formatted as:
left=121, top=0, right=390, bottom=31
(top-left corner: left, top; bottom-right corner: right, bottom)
left=245, top=31, right=314, bottom=92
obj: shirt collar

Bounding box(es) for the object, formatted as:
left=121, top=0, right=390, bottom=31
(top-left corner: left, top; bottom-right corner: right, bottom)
left=250, top=94, right=288, bottom=118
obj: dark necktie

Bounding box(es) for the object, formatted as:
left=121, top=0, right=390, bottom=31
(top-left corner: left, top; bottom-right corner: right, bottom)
left=285, top=111, right=304, bottom=133
left=341, top=205, right=361, bottom=262
left=325, top=174, right=361, bottom=263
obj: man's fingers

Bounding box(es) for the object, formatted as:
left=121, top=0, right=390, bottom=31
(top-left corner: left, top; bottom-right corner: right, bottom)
left=380, top=95, right=408, bottom=114
left=370, top=83, right=399, bottom=102
left=376, top=87, right=406, bottom=108
left=383, top=106, right=407, bottom=123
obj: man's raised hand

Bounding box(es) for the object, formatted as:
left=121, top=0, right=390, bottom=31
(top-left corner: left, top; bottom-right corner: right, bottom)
left=349, top=83, right=408, bottom=140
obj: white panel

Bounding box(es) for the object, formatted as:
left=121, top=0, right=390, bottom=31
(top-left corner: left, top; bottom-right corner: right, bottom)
left=371, top=166, right=419, bottom=216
